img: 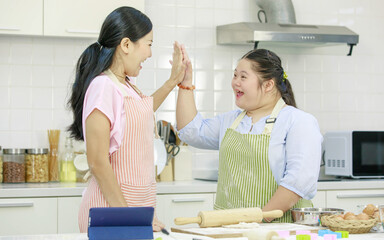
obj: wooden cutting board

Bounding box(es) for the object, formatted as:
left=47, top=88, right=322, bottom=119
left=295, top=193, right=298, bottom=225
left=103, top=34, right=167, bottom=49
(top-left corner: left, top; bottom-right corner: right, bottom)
left=171, top=223, right=324, bottom=238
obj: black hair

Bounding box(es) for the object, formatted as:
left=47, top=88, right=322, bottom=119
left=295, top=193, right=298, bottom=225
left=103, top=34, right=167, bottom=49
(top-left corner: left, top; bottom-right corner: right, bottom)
left=241, top=49, right=296, bottom=107
left=67, top=7, right=152, bottom=140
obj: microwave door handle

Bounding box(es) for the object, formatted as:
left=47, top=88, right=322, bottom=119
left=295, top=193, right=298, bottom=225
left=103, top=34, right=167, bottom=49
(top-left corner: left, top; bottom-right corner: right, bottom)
left=337, top=193, right=384, bottom=198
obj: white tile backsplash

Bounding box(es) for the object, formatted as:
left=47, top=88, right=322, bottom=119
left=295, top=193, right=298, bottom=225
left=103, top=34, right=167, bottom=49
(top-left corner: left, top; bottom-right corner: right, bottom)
left=32, top=40, right=54, bottom=65
left=32, top=88, right=52, bottom=109
left=10, top=109, right=32, bottom=131
left=176, top=28, right=195, bottom=48
left=195, top=91, right=214, bottom=111
left=0, top=64, right=10, bottom=85
left=32, top=66, right=53, bottom=86
left=10, top=87, right=31, bottom=109
left=10, top=43, right=32, bottom=65
left=153, top=26, right=176, bottom=47
left=214, top=91, right=233, bottom=112
left=214, top=71, right=232, bottom=91
left=10, top=65, right=32, bottom=86
left=0, top=39, right=10, bottom=64
left=0, top=86, right=9, bottom=109
left=0, top=0, right=383, bottom=152
left=0, top=109, right=10, bottom=131
left=176, top=7, right=195, bottom=27
left=32, top=110, right=53, bottom=131
left=53, top=88, right=68, bottom=109
left=195, top=9, right=214, bottom=28
left=194, top=48, right=213, bottom=70
left=195, top=0, right=214, bottom=9
left=195, top=70, right=214, bottom=90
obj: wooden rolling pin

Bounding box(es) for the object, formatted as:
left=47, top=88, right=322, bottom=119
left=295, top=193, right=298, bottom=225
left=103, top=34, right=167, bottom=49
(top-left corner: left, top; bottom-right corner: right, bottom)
left=174, top=208, right=283, bottom=228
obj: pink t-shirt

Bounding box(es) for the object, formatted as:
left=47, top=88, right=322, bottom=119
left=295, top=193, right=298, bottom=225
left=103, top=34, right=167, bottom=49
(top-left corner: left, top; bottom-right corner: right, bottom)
left=82, top=74, right=141, bottom=155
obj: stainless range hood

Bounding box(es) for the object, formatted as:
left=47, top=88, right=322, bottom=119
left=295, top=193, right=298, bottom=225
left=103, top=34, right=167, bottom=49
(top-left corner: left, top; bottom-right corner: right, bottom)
left=216, top=22, right=359, bottom=55
left=216, top=0, right=359, bottom=55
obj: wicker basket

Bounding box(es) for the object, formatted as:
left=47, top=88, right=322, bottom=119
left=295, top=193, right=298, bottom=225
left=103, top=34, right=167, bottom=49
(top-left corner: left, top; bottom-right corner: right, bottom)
left=321, top=215, right=377, bottom=234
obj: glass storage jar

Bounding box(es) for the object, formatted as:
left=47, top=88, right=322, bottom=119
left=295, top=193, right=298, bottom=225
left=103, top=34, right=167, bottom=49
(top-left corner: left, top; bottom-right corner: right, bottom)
left=25, top=148, right=49, bottom=183
left=0, top=146, right=3, bottom=183
left=3, top=148, right=26, bottom=183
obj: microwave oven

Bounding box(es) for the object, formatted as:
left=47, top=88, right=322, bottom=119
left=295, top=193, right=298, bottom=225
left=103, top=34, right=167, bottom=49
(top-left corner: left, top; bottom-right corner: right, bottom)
left=324, top=131, right=384, bottom=178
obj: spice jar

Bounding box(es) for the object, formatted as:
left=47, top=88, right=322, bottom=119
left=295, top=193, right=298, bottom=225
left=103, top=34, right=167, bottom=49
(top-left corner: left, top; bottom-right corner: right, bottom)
left=25, top=148, right=49, bottom=183
left=3, top=148, right=26, bottom=183
left=0, top=146, right=3, bottom=183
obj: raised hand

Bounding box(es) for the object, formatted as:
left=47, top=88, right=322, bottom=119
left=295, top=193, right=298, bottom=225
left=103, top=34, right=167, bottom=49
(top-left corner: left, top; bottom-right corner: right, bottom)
left=180, top=44, right=192, bottom=87
left=169, top=41, right=187, bottom=86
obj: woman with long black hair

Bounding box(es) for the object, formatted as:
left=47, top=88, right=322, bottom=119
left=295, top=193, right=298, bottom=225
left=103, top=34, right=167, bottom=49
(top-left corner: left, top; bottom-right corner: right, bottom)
left=67, top=7, right=186, bottom=232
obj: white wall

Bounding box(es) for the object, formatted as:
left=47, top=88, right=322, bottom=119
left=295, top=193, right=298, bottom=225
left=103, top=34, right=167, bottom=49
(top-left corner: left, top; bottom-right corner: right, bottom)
left=0, top=0, right=383, bottom=152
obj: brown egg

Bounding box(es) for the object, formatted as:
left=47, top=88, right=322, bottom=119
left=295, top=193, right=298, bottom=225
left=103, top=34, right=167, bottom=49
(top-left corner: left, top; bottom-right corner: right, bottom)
left=363, top=204, right=376, bottom=216
left=343, top=212, right=355, bottom=220
left=356, top=213, right=370, bottom=220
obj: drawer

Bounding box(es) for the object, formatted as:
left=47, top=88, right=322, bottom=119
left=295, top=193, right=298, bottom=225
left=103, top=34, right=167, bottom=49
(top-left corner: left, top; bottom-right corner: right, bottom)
left=156, top=193, right=214, bottom=228
left=0, top=197, right=57, bottom=235
left=58, top=196, right=82, bottom=233
left=312, top=190, right=326, bottom=208
left=327, top=189, right=384, bottom=213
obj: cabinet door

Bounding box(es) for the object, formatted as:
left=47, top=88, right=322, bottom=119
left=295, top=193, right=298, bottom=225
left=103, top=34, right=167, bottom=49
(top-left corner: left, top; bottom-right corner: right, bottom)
left=0, top=0, right=43, bottom=35
left=44, top=0, right=145, bottom=37
left=0, top=197, right=57, bottom=235
left=57, top=196, right=82, bottom=233
left=311, top=190, right=326, bottom=208
left=327, top=189, right=384, bottom=213
left=156, top=193, right=214, bottom=228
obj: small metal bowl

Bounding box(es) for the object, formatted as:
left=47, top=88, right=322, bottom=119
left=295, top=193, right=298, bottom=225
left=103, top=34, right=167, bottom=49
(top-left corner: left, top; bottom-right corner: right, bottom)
left=291, top=207, right=345, bottom=226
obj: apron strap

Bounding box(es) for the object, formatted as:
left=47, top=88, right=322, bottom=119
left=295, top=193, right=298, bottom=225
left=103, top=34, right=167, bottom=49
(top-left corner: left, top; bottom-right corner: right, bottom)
left=229, top=98, right=286, bottom=134
left=230, top=111, right=247, bottom=129
left=104, top=69, right=160, bottom=139
left=263, top=98, right=286, bottom=135
left=104, top=69, right=130, bottom=97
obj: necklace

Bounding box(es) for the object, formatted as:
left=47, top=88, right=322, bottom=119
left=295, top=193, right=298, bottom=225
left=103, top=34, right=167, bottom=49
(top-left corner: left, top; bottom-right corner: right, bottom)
left=110, top=69, right=126, bottom=84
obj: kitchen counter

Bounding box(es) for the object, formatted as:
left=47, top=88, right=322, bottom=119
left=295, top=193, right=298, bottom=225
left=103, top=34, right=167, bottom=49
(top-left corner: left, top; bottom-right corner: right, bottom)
left=0, top=179, right=383, bottom=198
left=0, top=230, right=383, bottom=240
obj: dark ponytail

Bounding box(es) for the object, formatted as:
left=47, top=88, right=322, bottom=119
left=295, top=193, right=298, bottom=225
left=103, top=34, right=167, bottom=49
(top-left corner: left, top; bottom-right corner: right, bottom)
left=241, top=49, right=296, bottom=108
left=67, top=7, right=152, bottom=140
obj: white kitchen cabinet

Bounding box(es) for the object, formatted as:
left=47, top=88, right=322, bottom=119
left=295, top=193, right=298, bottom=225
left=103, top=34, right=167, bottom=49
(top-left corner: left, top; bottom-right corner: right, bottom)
left=57, top=196, right=82, bottom=233
left=44, top=0, right=145, bottom=37
left=156, top=193, right=214, bottom=228
left=326, top=189, right=384, bottom=213
left=0, top=197, right=57, bottom=235
left=0, top=0, right=43, bottom=35
left=311, top=190, right=326, bottom=208
left=0, top=0, right=144, bottom=38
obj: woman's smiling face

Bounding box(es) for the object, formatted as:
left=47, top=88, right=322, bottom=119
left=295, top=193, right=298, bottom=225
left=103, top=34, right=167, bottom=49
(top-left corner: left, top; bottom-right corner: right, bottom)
left=231, top=58, right=265, bottom=111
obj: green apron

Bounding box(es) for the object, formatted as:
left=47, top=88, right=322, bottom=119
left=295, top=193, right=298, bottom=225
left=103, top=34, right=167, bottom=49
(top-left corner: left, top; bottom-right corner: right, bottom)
left=214, top=98, right=312, bottom=222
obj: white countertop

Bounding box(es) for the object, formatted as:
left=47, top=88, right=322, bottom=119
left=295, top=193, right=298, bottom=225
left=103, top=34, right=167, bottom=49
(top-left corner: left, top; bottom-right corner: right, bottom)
left=0, top=230, right=383, bottom=240
left=0, top=179, right=383, bottom=198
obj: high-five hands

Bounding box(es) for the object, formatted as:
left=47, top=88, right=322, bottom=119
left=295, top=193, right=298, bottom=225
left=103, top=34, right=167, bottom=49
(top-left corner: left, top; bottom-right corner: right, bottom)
left=169, top=41, right=188, bottom=86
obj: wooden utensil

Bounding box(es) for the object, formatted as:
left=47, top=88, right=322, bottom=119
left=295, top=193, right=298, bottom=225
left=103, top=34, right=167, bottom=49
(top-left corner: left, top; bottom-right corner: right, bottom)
left=174, top=208, right=283, bottom=228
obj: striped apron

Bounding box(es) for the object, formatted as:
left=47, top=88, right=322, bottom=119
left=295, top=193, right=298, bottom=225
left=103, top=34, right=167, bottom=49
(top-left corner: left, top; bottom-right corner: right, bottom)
left=214, top=98, right=312, bottom=222
left=78, top=70, right=156, bottom=232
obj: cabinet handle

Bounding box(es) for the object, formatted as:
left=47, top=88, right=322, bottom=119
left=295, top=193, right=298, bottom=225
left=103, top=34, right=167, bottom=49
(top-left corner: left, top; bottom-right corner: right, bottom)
left=66, top=29, right=99, bottom=34
left=0, top=202, right=34, bottom=208
left=337, top=193, right=384, bottom=199
left=172, top=198, right=205, bottom=203
left=0, top=27, right=20, bottom=31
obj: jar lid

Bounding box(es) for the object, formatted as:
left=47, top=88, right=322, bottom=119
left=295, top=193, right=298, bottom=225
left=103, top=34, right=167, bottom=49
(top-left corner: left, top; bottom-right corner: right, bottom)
left=3, top=148, right=26, bottom=154
left=26, top=148, right=49, bottom=154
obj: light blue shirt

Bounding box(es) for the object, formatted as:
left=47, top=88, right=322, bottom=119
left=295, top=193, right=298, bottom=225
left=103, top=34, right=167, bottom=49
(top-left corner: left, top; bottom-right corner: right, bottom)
left=178, top=106, right=323, bottom=200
